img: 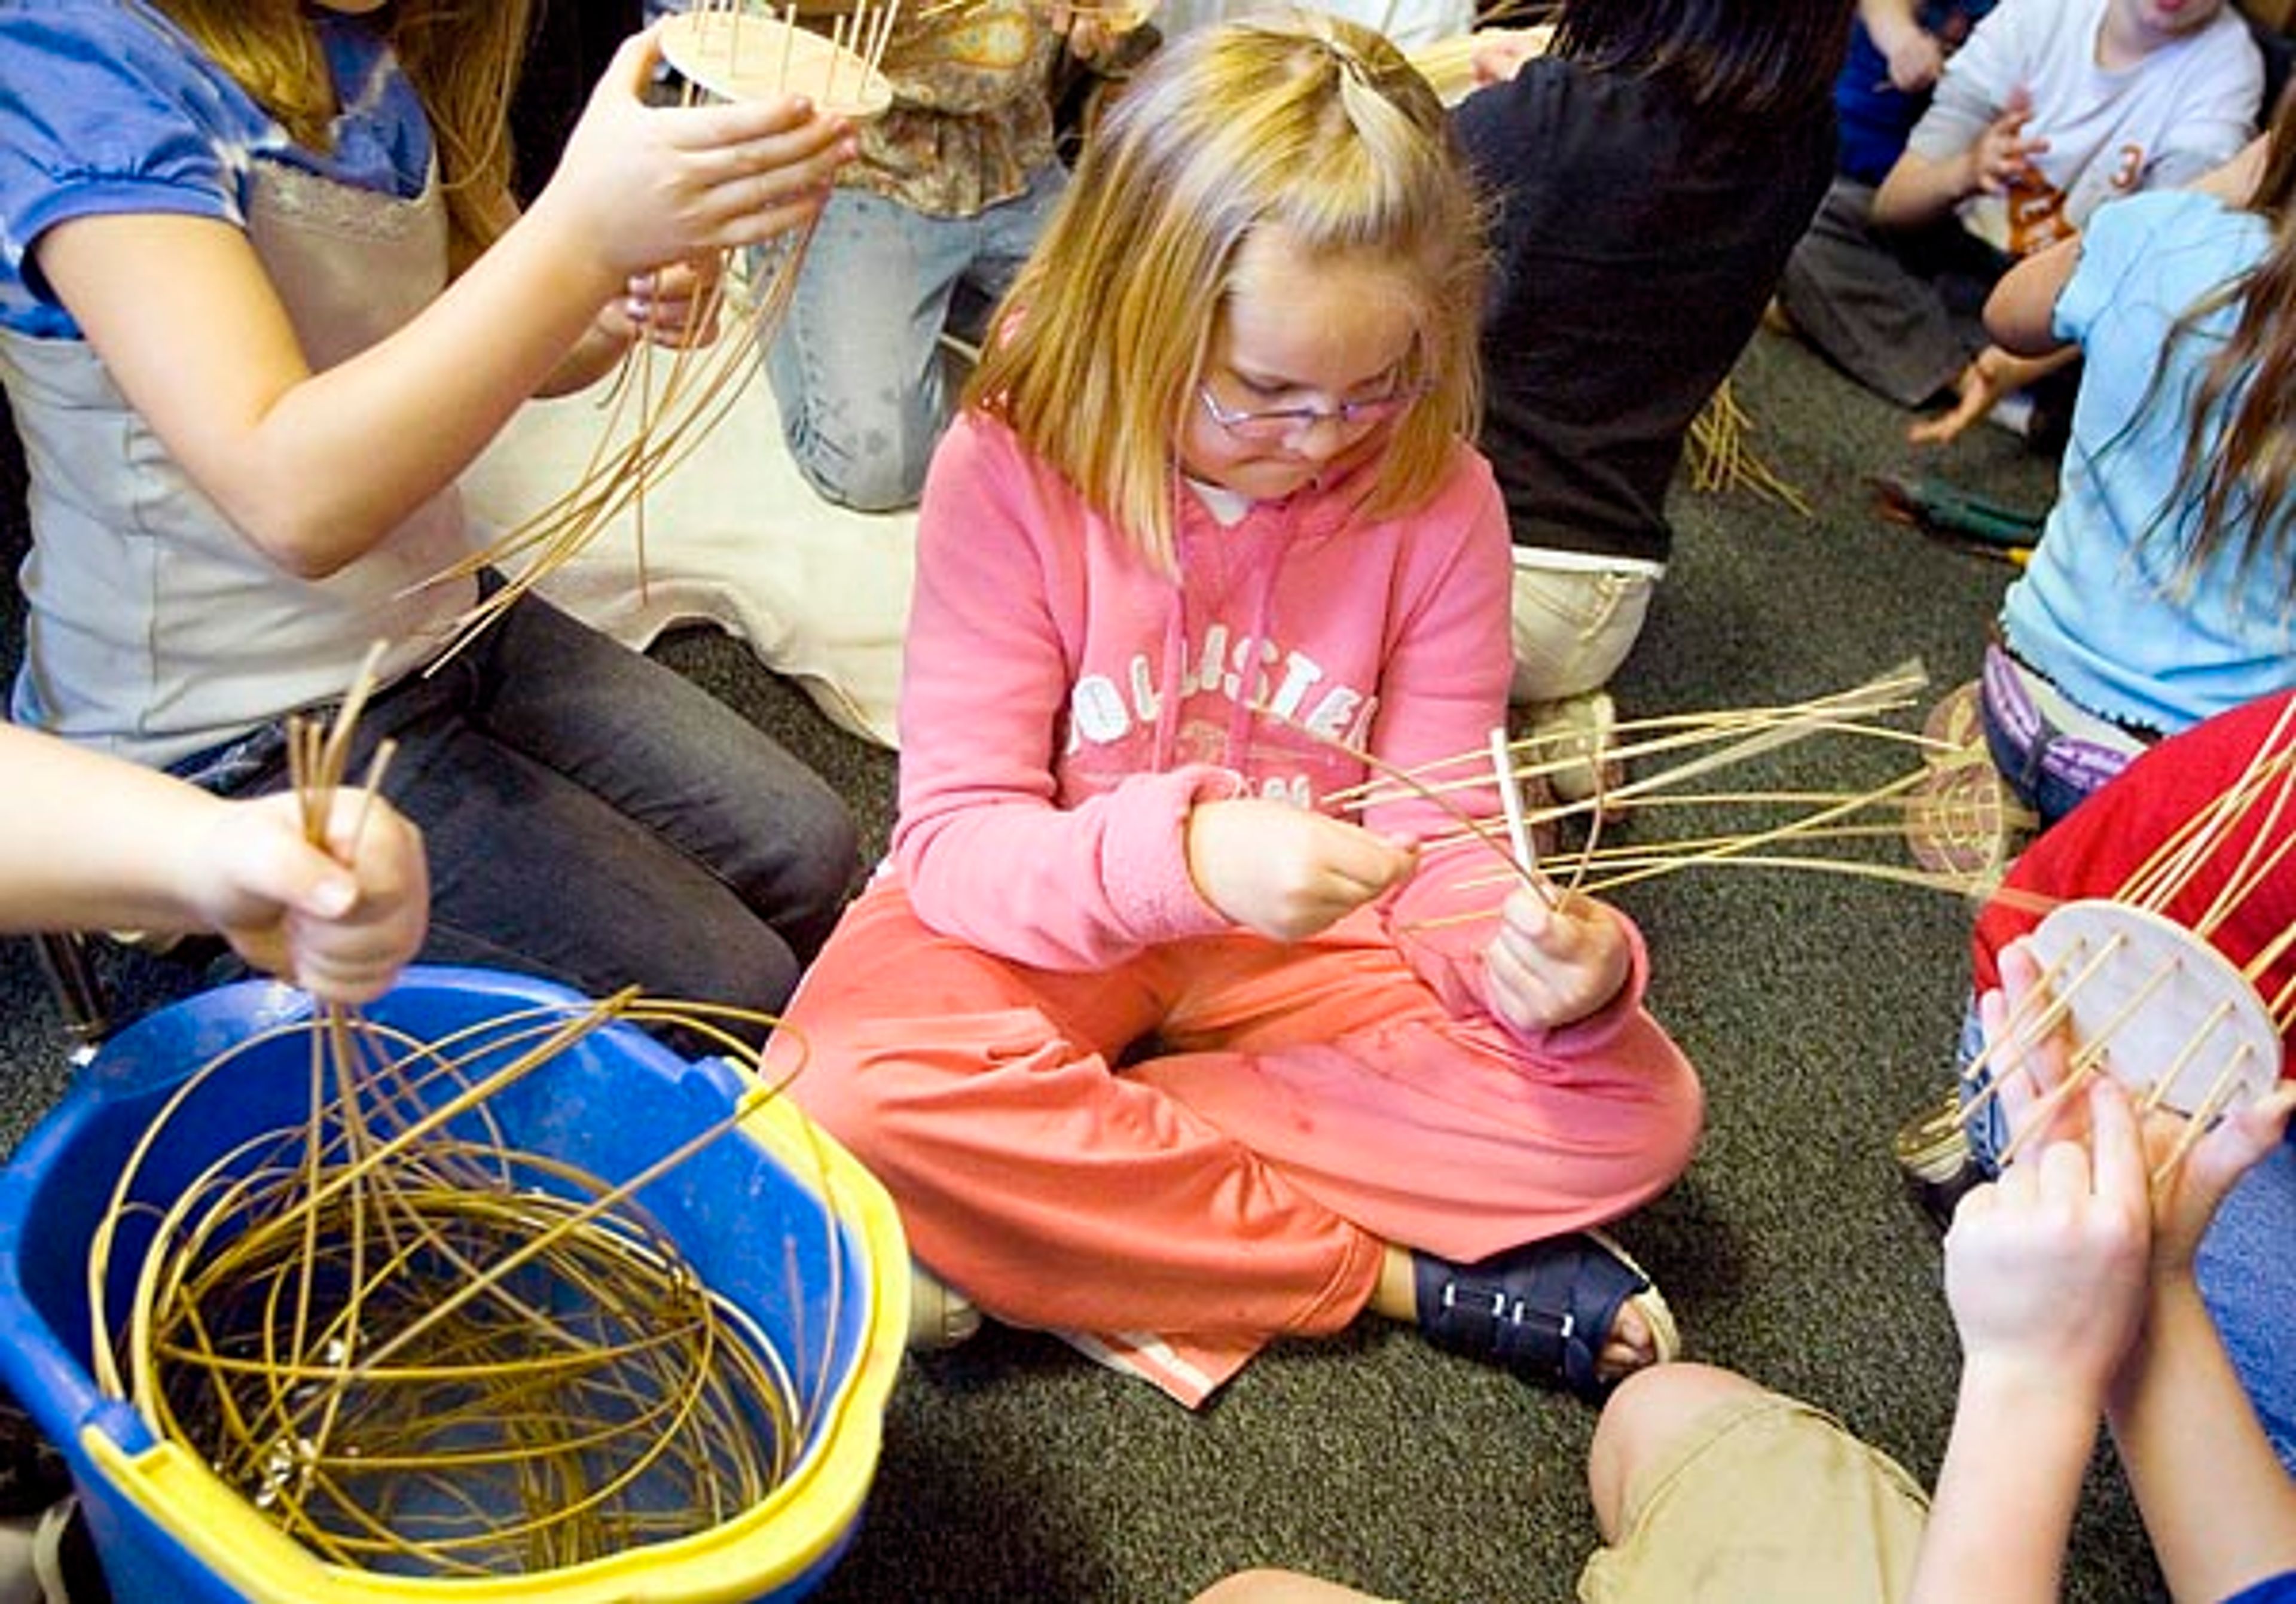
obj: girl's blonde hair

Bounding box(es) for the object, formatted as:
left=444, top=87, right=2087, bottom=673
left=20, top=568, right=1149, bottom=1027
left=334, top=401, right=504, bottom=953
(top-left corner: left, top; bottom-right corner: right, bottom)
left=964, top=13, right=1486, bottom=572
left=149, top=0, right=533, bottom=267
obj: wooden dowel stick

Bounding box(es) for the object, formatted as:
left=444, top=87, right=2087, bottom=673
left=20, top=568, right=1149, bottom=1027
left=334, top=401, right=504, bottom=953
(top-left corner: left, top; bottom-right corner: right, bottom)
left=2138, top=997, right=2237, bottom=1117
left=1955, top=937, right=2116, bottom=1127
left=1489, top=726, right=1534, bottom=877
left=1993, top=1053, right=2104, bottom=1169
left=2150, top=1054, right=2251, bottom=1194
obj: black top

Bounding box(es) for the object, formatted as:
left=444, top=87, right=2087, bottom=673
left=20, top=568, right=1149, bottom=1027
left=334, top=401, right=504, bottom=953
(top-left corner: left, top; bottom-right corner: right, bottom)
left=1455, top=59, right=1835, bottom=565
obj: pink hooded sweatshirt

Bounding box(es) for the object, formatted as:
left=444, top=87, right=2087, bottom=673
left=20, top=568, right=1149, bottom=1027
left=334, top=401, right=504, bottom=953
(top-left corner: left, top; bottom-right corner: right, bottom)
left=891, top=409, right=1653, bottom=1045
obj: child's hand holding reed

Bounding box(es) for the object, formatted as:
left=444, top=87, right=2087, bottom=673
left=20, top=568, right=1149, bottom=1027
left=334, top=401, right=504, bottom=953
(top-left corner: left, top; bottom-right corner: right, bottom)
left=1184, top=798, right=1418, bottom=943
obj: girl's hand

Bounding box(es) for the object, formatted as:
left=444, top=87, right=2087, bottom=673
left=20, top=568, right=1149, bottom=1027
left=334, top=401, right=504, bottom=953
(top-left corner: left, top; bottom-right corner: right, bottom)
left=1046, top=1, right=1151, bottom=66
left=602, top=256, right=726, bottom=350
left=1943, top=1081, right=2152, bottom=1409
left=1184, top=799, right=1416, bottom=942
left=1873, top=22, right=1946, bottom=93
left=1983, top=938, right=2296, bottom=1280
left=1483, top=887, right=1630, bottom=1033
left=2151, top=1082, right=2295, bottom=1277
left=1468, top=27, right=1550, bottom=87
left=193, top=792, right=430, bottom=1006
left=538, top=27, right=857, bottom=283
left=1908, top=342, right=2017, bottom=446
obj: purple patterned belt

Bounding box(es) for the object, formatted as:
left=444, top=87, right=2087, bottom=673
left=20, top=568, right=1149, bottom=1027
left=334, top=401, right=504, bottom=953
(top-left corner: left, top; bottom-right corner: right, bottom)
left=1979, top=641, right=2149, bottom=797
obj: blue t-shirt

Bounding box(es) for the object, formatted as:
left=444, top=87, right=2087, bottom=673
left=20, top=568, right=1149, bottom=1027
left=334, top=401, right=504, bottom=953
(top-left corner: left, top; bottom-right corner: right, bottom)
left=1835, top=0, right=1998, bottom=186
left=0, top=0, right=432, bottom=339
left=2001, top=187, right=2296, bottom=733
left=2226, top=1571, right=2296, bottom=1604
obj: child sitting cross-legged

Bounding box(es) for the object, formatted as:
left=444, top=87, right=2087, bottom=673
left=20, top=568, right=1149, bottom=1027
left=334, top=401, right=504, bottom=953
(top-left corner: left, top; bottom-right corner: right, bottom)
left=764, top=14, right=1703, bottom=1408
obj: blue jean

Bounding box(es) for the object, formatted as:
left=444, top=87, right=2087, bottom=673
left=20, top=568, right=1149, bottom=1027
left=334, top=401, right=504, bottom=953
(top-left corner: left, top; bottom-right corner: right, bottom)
left=1957, top=997, right=2296, bottom=1471
left=188, top=592, right=860, bottom=1021
left=767, top=166, right=1067, bottom=512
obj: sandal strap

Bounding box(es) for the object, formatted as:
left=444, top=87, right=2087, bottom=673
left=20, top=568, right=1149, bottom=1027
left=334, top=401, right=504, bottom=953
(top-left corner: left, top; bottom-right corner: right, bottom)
left=1413, top=1233, right=1652, bottom=1401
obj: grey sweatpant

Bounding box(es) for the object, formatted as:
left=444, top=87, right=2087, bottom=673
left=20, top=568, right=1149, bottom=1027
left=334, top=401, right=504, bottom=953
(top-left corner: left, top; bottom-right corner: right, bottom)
left=1775, top=176, right=2011, bottom=409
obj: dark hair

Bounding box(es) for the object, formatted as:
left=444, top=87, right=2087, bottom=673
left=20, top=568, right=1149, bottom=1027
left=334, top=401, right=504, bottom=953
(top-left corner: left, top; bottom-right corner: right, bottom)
left=1550, top=0, right=1852, bottom=122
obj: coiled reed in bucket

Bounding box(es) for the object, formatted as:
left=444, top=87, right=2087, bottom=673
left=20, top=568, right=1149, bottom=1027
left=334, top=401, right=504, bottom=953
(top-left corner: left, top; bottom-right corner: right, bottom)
left=81, top=666, right=844, bottom=1578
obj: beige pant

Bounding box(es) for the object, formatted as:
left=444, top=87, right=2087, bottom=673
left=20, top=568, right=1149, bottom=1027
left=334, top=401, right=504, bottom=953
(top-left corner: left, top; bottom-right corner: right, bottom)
left=1509, top=559, right=1656, bottom=706
left=1577, top=1393, right=1931, bottom=1604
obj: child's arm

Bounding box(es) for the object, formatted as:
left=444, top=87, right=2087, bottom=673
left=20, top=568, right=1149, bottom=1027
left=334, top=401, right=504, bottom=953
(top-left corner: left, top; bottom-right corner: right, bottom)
left=1905, top=341, right=2077, bottom=446
left=1860, top=0, right=1947, bottom=94
left=1900, top=232, right=2081, bottom=445
left=31, top=29, right=850, bottom=580
left=0, top=725, right=427, bottom=1004
left=1907, top=1080, right=2151, bottom=1604
left=2106, top=1088, right=2296, bottom=1602
left=891, top=417, right=1245, bottom=970
left=1910, top=946, right=2156, bottom=1603
left=1929, top=943, right=2296, bottom=1603
left=1981, top=233, right=2081, bottom=354
left=1875, top=86, right=2048, bottom=231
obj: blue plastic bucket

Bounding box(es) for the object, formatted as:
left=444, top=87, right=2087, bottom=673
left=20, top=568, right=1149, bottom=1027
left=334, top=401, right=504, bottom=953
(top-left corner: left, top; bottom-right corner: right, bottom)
left=0, top=966, right=908, bottom=1604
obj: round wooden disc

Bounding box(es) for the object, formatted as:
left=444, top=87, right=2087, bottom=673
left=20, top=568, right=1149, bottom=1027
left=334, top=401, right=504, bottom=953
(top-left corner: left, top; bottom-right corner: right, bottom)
left=660, top=11, right=894, bottom=119
left=2026, top=898, right=2283, bottom=1116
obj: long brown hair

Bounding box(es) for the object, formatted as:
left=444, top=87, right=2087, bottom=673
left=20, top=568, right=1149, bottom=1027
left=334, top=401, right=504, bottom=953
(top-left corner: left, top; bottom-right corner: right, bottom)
left=148, top=0, right=533, bottom=265
left=2161, top=99, right=2296, bottom=605
left=963, top=13, right=1486, bottom=574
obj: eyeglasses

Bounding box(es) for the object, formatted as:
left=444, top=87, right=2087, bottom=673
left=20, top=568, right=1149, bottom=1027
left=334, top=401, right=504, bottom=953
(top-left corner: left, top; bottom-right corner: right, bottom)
left=1195, top=380, right=1425, bottom=443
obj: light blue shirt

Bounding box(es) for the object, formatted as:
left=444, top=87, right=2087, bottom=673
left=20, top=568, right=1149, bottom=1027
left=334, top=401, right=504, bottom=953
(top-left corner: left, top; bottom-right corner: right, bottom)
left=2002, top=187, right=2296, bottom=734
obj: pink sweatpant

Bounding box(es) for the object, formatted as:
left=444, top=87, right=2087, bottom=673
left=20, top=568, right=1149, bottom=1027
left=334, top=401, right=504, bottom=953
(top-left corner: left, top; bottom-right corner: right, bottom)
left=771, top=877, right=1703, bottom=1405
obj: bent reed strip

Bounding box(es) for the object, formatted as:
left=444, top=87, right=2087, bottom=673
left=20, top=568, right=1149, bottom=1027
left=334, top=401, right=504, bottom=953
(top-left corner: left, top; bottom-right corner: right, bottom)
left=84, top=668, right=854, bottom=1578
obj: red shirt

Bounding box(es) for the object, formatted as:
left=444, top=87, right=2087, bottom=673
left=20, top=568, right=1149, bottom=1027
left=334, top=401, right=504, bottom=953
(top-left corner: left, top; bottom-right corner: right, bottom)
left=1973, top=690, right=2296, bottom=1068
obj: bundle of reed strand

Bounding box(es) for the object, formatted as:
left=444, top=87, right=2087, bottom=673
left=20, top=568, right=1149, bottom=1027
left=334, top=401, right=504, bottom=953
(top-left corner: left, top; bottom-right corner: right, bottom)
left=1687, top=376, right=1815, bottom=518
left=1317, top=663, right=2039, bottom=919
left=83, top=657, right=850, bottom=1577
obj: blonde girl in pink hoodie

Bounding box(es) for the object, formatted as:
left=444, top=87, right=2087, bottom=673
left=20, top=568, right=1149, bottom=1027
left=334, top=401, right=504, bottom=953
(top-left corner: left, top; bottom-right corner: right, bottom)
left=769, top=13, right=1705, bottom=1408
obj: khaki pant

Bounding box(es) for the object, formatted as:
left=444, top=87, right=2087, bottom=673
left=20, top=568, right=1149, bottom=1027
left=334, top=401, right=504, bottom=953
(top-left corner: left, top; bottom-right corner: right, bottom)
left=1577, top=1393, right=1931, bottom=1604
